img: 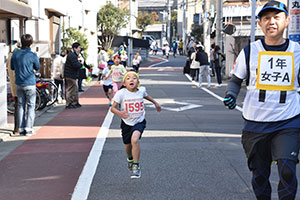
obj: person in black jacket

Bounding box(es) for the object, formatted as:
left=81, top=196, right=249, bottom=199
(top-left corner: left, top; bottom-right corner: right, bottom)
left=213, top=45, right=225, bottom=87
left=197, top=46, right=211, bottom=88
left=64, top=42, right=83, bottom=109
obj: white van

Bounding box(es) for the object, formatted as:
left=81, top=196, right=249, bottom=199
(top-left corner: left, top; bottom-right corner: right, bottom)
left=142, top=35, right=156, bottom=45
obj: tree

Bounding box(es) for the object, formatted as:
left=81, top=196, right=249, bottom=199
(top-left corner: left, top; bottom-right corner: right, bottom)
left=151, top=11, right=159, bottom=21
left=61, top=26, right=89, bottom=58
left=97, top=2, right=129, bottom=50
left=136, top=11, right=155, bottom=35
left=191, top=24, right=203, bottom=43
left=171, top=10, right=177, bottom=40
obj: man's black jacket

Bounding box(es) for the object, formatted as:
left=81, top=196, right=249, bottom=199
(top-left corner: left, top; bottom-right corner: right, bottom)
left=64, top=50, right=82, bottom=79
left=196, top=51, right=209, bottom=66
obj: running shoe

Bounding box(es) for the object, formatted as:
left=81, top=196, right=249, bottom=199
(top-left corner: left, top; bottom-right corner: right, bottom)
left=127, top=158, right=133, bottom=172
left=131, top=164, right=141, bottom=179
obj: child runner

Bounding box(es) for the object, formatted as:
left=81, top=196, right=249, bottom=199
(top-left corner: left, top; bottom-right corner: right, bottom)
left=132, top=55, right=139, bottom=72
left=102, top=60, right=113, bottom=106
left=110, top=71, right=161, bottom=179
left=224, top=1, right=300, bottom=199
left=106, top=55, right=127, bottom=95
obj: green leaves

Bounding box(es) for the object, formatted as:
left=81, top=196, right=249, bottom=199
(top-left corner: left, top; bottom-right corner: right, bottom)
left=136, top=11, right=155, bottom=34
left=61, top=25, right=89, bottom=58
left=97, top=2, right=129, bottom=49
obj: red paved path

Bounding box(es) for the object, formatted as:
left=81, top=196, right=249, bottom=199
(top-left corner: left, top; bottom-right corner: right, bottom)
left=0, top=83, right=109, bottom=200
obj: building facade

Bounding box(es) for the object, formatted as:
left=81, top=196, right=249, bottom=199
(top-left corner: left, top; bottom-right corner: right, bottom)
left=1, top=0, right=103, bottom=127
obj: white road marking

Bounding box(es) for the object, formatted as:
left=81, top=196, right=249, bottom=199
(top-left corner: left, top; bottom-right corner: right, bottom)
left=185, top=74, right=243, bottom=112
left=147, top=100, right=202, bottom=112
left=71, top=72, right=243, bottom=200
left=148, top=57, right=169, bottom=68
left=71, top=110, right=114, bottom=200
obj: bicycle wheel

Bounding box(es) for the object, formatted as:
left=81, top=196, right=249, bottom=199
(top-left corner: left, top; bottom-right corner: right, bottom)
left=45, top=81, right=58, bottom=107
left=7, top=88, right=41, bottom=113
left=35, top=88, right=41, bottom=111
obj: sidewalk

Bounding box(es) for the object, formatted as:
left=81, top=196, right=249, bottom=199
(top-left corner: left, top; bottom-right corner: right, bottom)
left=1, top=55, right=166, bottom=143
left=0, top=80, right=110, bottom=200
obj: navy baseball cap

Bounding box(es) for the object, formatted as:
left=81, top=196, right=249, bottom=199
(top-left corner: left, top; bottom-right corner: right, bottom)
left=257, top=0, right=288, bottom=19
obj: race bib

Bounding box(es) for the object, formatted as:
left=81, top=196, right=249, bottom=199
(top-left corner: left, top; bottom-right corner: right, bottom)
left=124, top=99, right=144, bottom=116
left=256, top=51, right=295, bottom=91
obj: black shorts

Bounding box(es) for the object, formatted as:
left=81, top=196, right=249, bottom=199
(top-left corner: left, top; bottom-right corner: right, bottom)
left=103, top=85, right=112, bottom=93
left=120, top=120, right=146, bottom=144
left=242, top=128, right=300, bottom=171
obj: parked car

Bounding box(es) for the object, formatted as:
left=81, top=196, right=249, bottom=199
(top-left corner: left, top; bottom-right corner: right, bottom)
left=142, top=35, right=156, bottom=45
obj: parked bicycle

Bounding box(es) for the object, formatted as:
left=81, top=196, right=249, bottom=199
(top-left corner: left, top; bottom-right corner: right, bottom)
left=7, top=85, right=41, bottom=114
left=35, top=73, right=58, bottom=110
left=7, top=73, right=58, bottom=113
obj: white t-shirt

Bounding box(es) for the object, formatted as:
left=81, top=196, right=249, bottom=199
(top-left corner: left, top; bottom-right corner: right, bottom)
left=132, top=58, right=139, bottom=65
left=121, top=54, right=128, bottom=61
left=102, top=67, right=112, bottom=86
left=113, top=87, right=148, bottom=126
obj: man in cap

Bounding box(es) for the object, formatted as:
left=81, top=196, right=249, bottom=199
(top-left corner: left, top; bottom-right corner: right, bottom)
left=223, top=1, right=300, bottom=199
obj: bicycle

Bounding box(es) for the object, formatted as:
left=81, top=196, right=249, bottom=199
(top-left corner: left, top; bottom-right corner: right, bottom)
left=7, top=84, right=41, bottom=114
left=35, top=75, right=58, bottom=110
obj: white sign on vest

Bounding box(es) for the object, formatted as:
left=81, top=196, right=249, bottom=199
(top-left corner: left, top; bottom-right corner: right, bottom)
left=256, top=51, right=295, bottom=91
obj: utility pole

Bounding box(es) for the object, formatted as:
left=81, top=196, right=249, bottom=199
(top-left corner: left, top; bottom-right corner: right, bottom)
left=167, top=0, right=171, bottom=43
left=215, top=0, right=223, bottom=49
left=250, top=0, right=256, bottom=42
left=203, top=0, right=211, bottom=55
left=182, top=0, right=186, bottom=54
left=128, top=0, right=133, bottom=66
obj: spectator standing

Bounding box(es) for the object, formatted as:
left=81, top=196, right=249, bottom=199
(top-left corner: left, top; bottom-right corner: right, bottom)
left=77, top=52, right=90, bottom=92
left=223, top=1, right=300, bottom=199
left=105, top=55, right=127, bottom=95
left=197, top=46, right=211, bottom=88
left=172, top=39, right=178, bottom=57
left=7, top=45, right=20, bottom=135
left=121, top=51, right=128, bottom=68
left=11, top=34, right=40, bottom=136
left=213, top=45, right=225, bottom=87
left=209, top=43, right=216, bottom=77
left=52, top=51, right=66, bottom=102
left=189, top=44, right=200, bottom=81
left=64, top=42, right=83, bottom=109
left=110, top=71, right=161, bottom=179
left=178, top=39, right=184, bottom=55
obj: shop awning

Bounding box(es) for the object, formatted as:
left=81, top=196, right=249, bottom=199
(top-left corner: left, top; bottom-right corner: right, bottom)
left=0, top=0, right=31, bottom=18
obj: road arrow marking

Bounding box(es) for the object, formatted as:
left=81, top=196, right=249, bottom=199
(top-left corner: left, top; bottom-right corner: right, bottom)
left=147, top=100, right=202, bottom=112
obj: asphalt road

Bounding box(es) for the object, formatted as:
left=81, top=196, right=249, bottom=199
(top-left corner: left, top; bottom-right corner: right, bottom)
left=2, top=55, right=300, bottom=200
left=86, top=60, right=258, bottom=200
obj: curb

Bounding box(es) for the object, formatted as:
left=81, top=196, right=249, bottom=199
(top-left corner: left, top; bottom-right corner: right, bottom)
left=1, top=79, right=98, bottom=143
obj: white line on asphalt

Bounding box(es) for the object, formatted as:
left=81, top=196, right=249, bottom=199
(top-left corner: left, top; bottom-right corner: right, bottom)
left=148, top=57, right=169, bottom=68
left=71, top=110, right=114, bottom=200
left=185, top=74, right=243, bottom=112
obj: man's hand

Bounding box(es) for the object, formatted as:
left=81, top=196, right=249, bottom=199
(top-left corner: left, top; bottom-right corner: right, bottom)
left=223, top=94, right=236, bottom=110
